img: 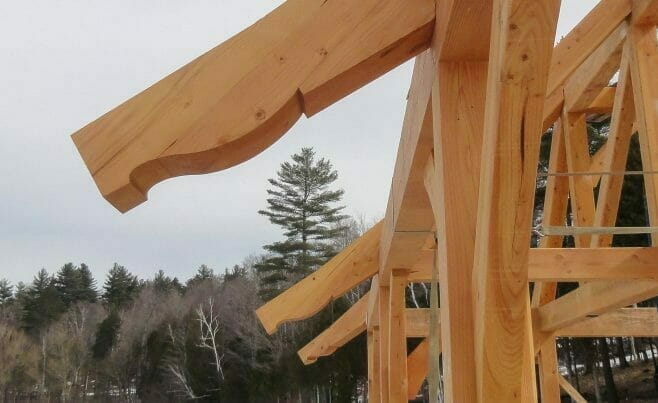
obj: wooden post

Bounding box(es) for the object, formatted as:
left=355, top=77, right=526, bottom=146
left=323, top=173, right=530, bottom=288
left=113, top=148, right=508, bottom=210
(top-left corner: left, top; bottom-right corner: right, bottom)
left=378, top=284, right=390, bottom=403
left=425, top=60, right=488, bottom=402
left=388, top=269, right=409, bottom=401
left=473, top=0, right=561, bottom=400
left=367, top=328, right=381, bottom=402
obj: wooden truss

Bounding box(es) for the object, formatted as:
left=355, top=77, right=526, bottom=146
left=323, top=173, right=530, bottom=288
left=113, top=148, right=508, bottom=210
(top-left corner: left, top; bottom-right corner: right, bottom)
left=72, top=0, right=658, bottom=401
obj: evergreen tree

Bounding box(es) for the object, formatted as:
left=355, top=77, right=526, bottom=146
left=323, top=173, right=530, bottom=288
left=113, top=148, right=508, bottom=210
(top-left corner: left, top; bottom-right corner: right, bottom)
left=92, top=310, right=121, bottom=360
left=256, top=147, right=348, bottom=300
left=77, top=263, right=98, bottom=303
left=0, top=279, right=13, bottom=305
left=55, top=263, right=80, bottom=307
left=152, top=269, right=183, bottom=294
left=55, top=263, right=98, bottom=307
left=102, top=263, right=139, bottom=310
left=187, top=264, right=215, bottom=287
left=21, top=269, right=65, bottom=334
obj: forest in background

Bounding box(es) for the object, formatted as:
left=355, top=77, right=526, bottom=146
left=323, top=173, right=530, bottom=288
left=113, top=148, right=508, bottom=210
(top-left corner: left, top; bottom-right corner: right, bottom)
left=1, top=126, right=658, bottom=402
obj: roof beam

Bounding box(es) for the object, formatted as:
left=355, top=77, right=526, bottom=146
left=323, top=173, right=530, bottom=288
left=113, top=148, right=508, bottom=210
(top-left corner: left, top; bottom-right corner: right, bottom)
left=298, top=292, right=369, bottom=365
left=543, top=0, right=633, bottom=131
left=558, top=308, right=658, bottom=337
left=256, top=221, right=381, bottom=334
left=378, top=51, right=435, bottom=286
left=473, top=1, right=560, bottom=400
left=434, top=0, right=493, bottom=61
left=563, top=22, right=627, bottom=113
left=71, top=0, right=435, bottom=212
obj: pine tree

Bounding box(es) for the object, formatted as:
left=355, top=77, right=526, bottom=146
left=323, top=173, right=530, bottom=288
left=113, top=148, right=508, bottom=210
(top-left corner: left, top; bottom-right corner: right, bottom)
left=153, top=269, right=183, bottom=294
left=21, top=269, right=65, bottom=334
left=187, top=265, right=216, bottom=287
left=77, top=263, right=98, bottom=303
left=256, top=147, right=347, bottom=300
left=55, top=263, right=98, bottom=307
left=103, top=263, right=139, bottom=310
left=55, top=263, right=80, bottom=307
left=0, top=279, right=13, bottom=305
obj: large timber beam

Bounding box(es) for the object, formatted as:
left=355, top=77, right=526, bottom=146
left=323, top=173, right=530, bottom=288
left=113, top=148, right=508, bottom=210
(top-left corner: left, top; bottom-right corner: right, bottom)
left=534, top=281, right=658, bottom=334
left=71, top=0, right=435, bottom=212
left=559, top=308, right=658, bottom=337
left=378, top=51, right=435, bottom=286
left=256, top=222, right=381, bottom=334
left=529, top=247, right=658, bottom=281
left=472, top=1, right=560, bottom=400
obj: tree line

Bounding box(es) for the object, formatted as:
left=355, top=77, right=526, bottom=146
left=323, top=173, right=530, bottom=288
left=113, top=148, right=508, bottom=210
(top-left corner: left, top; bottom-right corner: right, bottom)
left=0, top=148, right=372, bottom=402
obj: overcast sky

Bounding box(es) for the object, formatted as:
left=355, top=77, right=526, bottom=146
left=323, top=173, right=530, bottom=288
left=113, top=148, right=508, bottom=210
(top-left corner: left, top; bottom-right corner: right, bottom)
left=0, top=1, right=599, bottom=286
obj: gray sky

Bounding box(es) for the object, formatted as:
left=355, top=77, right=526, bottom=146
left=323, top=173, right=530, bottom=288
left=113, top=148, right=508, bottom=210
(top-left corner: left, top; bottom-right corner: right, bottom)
left=0, top=0, right=599, bottom=286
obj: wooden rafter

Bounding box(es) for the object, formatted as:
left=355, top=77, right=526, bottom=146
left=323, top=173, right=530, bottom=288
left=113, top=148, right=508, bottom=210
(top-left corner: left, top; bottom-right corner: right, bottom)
left=72, top=0, right=435, bottom=212
left=255, top=222, right=380, bottom=334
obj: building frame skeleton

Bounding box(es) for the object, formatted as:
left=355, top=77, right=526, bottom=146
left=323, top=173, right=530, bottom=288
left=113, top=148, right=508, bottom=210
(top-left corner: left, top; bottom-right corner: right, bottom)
left=72, top=0, right=658, bottom=401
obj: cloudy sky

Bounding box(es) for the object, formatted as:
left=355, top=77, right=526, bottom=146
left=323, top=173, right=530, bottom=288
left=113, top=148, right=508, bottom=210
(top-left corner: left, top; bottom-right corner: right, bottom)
left=0, top=0, right=599, bottom=285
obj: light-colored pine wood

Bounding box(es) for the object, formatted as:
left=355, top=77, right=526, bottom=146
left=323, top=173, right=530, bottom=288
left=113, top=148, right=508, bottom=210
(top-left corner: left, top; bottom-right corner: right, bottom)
left=367, top=328, right=381, bottom=403
left=425, top=59, right=488, bottom=402
left=592, top=48, right=636, bottom=247
left=298, top=293, right=368, bottom=365
left=71, top=0, right=435, bottom=212
left=543, top=0, right=633, bottom=131
left=562, top=113, right=597, bottom=247
left=256, top=221, right=381, bottom=334
left=406, top=339, right=431, bottom=401
left=367, top=276, right=380, bottom=330
left=630, top=23, right=658, bottom=233
left=563, top=22, right=627, bottom=112
left=534, top=280, right=658, bottom=333
left=378, top=51, right=435, bottom=286
left=532, top=121, right=569, bottom=403
left=529, top=247, right=658, bottom=281
left=434, top=0, right=492, bottom=61
left=558, top=375, right=588, bottom=403
left=559, top=308, right=658, bottom=337
left=633, top=0, right=658, bottom=25
left=547, top=0, right=631, bottom=96
left=378, top=284, right=390, bottom=403
left=586, top=86, right=617, bottom=115
left=472, top=1, right=560, bottom=400
left=388, top=269, right=409, bottom=402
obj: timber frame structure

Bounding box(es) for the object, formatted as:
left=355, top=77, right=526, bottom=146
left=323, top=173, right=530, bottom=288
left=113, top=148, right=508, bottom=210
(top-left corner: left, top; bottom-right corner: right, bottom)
left=71, top=0, right=658, bottom=401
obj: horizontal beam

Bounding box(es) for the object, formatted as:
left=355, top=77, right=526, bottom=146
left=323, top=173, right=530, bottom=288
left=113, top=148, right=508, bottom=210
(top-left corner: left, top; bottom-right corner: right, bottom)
left=256, top=222, right=381, bottom=334
left=534, top=281, right=658, bottom=333
left=410, top=247, right=658, bottom=282
left=528, top=247, right=658, bottom=281
left=558, top=308, right=658, bottom=337
left=72, top=0, right=435, bottom=212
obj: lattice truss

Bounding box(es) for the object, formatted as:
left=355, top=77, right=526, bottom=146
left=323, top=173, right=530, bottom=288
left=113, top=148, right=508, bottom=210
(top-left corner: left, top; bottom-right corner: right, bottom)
left=71, top=0, right=658, bottom=401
